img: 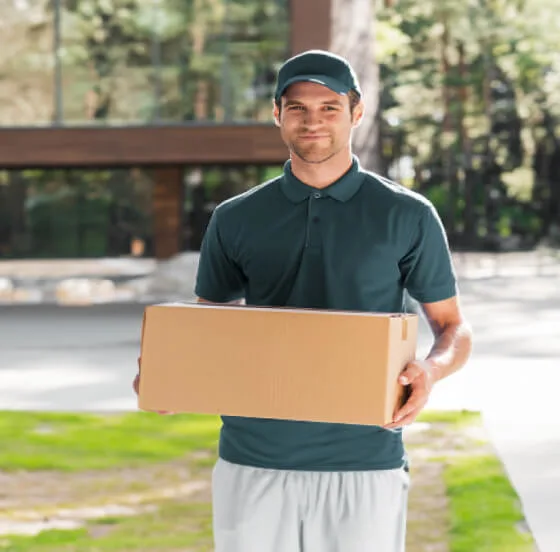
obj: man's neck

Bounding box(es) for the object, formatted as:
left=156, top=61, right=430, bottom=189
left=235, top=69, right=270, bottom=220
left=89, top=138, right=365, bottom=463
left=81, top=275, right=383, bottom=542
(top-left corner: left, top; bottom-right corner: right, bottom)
left=290, top=149, right=353, bottom=189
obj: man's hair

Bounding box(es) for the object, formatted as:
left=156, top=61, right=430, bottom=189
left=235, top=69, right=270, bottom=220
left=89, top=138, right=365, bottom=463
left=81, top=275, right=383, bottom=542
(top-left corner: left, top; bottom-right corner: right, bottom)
left=275, top=89, right=361, bottom=117
left=347, top=90, right=361, bottom=113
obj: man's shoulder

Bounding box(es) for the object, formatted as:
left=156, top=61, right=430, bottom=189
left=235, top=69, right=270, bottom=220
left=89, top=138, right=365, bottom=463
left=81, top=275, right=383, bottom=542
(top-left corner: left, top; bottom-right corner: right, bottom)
left=214, top=175, right=283, bottom=221
left=361, top=171, right=433, bottom=214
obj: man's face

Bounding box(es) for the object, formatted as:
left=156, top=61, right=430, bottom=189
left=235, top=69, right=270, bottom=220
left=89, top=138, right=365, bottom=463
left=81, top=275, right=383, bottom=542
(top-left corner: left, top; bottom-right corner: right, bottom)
left=274, top=81, right=362, bottom=164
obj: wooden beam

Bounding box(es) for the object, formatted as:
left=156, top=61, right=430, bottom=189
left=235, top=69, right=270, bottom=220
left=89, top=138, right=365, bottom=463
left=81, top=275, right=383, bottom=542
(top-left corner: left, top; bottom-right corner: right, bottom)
left=0, top=125, right=287, bottom=169
left=290, top=0, right=331, bottom=54
left=153, top=166, right=184, bottom=260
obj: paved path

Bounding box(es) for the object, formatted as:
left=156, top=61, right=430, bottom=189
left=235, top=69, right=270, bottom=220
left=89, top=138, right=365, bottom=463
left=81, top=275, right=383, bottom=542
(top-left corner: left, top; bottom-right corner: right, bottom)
left=427, top=275, right=559, bottom=552
left=0, top=268, right=558, bottom=551
left=0, top=303, right=145, bottom=411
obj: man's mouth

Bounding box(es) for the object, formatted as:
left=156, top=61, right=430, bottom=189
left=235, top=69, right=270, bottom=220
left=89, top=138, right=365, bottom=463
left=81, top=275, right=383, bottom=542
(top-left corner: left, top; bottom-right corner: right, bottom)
left=298, top=134, right=329, bottom=141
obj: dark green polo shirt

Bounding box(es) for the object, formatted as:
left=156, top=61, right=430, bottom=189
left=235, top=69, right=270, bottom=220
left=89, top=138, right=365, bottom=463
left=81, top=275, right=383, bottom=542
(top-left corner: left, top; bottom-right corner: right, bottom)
left=195, top=156, right=456, bottom=471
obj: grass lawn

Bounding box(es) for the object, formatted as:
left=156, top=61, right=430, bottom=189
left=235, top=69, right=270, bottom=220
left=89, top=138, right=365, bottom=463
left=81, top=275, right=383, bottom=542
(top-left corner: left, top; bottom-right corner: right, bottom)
left=0, top=410, right=536, bottom=552
left=414, top=411, right=535, bottom=552
left=0, top=411, right=221, bottom=471
left=2, top=502, right=214, bottom=552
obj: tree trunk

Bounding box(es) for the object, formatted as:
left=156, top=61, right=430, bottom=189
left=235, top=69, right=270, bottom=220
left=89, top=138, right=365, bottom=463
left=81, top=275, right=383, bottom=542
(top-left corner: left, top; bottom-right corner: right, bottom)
left=440, top=18, right=459, bottom=239
left=330, top=0, right=381, bottom=172
left=457, top=41, right=477, bottom=247
left=192, top=0, right=209, bottom=121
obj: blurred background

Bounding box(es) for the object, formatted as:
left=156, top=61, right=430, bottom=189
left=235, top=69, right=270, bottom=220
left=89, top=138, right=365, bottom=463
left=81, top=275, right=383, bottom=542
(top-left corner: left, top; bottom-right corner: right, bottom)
left=0, top=0, right=559, bottom=261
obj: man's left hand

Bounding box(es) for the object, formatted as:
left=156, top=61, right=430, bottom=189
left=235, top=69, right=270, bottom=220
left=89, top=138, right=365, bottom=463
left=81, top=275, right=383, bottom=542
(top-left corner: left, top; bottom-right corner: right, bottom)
left=385, top=360, right=435, bottom=429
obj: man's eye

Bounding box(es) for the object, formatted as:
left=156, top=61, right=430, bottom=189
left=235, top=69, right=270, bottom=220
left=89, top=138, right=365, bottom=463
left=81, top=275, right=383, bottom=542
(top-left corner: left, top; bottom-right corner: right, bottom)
left=289, top=105, right=304, bottom=111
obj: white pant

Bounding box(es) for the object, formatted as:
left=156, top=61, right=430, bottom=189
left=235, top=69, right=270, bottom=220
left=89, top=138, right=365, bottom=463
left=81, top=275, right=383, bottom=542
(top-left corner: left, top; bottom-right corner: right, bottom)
left=212, top=458, right=409, bottom=552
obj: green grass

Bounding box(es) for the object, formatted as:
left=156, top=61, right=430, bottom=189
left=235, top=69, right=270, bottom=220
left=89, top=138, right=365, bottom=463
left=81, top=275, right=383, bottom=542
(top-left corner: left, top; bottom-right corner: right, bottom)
left=416, top=409, right=481, bottom=428
left=412, top=411, right=534, bottom=551
left=0, top=410, right=536, bottom=552
left=1, top=501, right=213, bottom=552
left=0, top=411, right=221, bottom=471
left=445, top=454, right=534, bottom=552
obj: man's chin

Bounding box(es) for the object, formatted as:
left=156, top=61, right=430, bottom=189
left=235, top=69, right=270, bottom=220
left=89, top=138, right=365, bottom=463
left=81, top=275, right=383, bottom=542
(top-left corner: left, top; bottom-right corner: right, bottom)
left=292, top=147, right=336, bottom=165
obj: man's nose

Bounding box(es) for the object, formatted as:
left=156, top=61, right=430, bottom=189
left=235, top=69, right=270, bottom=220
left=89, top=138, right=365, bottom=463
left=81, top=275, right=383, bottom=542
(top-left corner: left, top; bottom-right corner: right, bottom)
left=303, top=109, right=323, bottom=127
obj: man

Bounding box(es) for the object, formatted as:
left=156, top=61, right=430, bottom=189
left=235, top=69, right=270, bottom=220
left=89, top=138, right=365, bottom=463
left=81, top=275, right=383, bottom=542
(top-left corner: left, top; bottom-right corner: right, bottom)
left=134, top=50, right=472, bottom=551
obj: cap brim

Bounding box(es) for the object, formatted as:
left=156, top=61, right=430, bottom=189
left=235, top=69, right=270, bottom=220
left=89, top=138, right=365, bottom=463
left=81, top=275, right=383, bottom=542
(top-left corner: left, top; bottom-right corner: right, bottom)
left=276, top=74, right=350, bottom=100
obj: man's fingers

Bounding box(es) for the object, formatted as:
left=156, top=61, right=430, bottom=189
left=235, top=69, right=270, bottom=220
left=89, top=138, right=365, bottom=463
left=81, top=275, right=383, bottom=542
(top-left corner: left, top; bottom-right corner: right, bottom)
left=393, top=385, right=428, bottom=423
left=399, top=361, right=424, bottom=385
left=385, top=408, right=421, bottom=429
left=387, top=360, right=434, bottom=428
left=133, top=357, right=142, bottom=395
left=387, top=398, right=424, bottom=428
left=394, top=400, right=423, bottom=424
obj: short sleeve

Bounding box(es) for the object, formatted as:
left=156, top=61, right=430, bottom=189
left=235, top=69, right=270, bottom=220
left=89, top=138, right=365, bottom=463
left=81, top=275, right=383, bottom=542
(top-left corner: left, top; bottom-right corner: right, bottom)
left=194, top=209, right=246, bottom=302
left=399, top=203, right=457, bottom=304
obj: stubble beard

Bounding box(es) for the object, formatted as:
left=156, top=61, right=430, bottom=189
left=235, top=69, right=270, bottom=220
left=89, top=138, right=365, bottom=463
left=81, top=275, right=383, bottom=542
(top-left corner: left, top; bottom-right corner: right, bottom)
left=290, top=136, right=343, bottom=165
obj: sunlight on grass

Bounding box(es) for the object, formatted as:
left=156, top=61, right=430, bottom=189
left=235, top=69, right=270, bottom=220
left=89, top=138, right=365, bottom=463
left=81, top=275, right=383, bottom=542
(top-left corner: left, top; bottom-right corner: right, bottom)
left=0, top=411, right=221, bottom=471
left=446, top=455, right=534, bottom=552
left=417, top=410, right=481, bottom=428
left=1, top=502, right=213, bottom=552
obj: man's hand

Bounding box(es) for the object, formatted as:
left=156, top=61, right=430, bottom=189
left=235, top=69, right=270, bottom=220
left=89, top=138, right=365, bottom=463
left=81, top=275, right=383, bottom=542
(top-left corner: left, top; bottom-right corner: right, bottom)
left=134, top=357, right=175, bottom=416
left=132, top=372, right=140, bottom=395
left=385, top=360, right=435, bottom=429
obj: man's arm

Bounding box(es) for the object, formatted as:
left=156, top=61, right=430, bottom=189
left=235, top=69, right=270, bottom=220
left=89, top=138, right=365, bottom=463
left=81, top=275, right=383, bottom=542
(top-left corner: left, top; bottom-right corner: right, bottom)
left=420, top=295, right=472, bottom=382
left=385, top=295, right=473, bottom=428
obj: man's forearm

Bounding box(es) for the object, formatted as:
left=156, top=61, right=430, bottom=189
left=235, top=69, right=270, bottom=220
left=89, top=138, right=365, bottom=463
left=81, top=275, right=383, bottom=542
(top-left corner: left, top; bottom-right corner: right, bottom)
left=426, top=321, right=473, bottom=382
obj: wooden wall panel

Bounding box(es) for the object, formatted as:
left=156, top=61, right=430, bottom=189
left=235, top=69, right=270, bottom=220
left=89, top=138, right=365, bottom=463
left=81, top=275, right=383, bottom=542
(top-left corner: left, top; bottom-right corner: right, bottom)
left=0, top=125, right=287, bottom=169
left=152, top=166, right=184, bottom=259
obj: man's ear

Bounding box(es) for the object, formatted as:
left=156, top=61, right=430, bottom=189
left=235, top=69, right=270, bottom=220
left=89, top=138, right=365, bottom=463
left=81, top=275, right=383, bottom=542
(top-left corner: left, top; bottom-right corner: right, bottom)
left=352, top=101, right=365, bottom=128
left=272, top=100, right=281, bottom=127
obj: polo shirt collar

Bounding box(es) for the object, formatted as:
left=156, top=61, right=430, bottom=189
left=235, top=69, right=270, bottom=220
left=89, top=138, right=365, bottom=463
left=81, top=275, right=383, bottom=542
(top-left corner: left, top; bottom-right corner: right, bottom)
left=280, top=156, right=364, bottom=203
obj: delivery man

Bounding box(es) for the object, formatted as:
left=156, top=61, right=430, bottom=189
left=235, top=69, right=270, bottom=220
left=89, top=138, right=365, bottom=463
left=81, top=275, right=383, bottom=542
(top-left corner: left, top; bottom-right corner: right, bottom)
left=133, top=50, right=473, bottom=551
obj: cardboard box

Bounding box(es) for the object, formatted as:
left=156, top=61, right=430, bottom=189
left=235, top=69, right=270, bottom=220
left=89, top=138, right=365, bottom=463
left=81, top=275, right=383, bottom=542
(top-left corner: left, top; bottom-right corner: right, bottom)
left=138, top=303, right=418, bottom=426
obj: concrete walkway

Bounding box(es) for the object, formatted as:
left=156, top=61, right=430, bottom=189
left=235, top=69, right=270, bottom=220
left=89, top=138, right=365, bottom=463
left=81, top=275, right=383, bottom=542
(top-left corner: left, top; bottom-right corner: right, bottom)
left=425, top=275, right=559, bottom=552
left=0, top=252, right=558, bottom=551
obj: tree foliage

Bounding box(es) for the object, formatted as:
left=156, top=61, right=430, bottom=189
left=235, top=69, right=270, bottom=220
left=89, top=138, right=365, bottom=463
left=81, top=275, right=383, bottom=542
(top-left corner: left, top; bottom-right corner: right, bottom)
left=375, top=0, right=560, bottom=248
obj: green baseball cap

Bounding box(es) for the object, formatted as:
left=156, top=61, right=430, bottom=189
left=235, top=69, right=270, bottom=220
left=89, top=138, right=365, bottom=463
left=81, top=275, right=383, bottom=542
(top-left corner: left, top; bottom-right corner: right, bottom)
left=274, top=50, right=361, bottom=103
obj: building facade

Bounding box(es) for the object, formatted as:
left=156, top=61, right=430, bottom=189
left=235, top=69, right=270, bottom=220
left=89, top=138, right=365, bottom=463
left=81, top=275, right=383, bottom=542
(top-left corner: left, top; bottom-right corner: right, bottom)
left=0, top=0, right=330, bottom=259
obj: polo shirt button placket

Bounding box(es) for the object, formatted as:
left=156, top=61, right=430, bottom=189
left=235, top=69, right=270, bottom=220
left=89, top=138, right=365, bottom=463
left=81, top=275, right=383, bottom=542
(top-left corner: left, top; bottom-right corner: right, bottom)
left=306, top=192, right=323, bottom=249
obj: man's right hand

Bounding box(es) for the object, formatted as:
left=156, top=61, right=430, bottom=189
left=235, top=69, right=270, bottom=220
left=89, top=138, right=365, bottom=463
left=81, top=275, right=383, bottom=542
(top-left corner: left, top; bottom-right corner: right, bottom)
left=134, top=356, right=175, bottom=415
left=132, top=372, right=140, bottom=395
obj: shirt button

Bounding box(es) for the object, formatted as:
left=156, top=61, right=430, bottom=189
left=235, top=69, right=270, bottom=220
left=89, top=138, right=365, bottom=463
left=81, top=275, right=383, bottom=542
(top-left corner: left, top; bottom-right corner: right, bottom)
left=312, top=192, right=322, bottom=199
left=312, top=216, right=320, bottom=223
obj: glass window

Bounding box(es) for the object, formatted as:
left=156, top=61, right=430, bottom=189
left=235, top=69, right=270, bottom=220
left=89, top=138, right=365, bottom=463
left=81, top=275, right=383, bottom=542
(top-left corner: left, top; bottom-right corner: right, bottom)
left=60, top=0, right=158, bottom=124
left=0, top=0, right=55, bottom=126
left=0, top=168, right=154, bottom=258
left=0, top=0, right=290, bottom=127
left=59, top=0, right=290, bottom=125
left=0, top=164, right=283, bottom=258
